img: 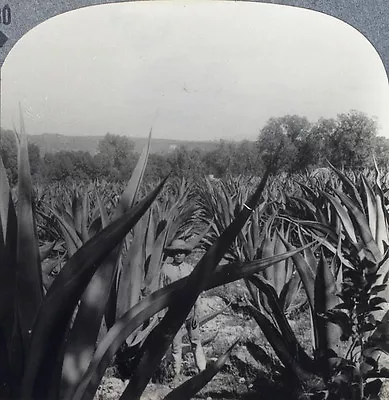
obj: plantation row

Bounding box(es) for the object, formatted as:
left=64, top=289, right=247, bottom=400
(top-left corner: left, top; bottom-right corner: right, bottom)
left=2, top=121, right=389, bottom=399
left=2, top=110, right=389, bottom=185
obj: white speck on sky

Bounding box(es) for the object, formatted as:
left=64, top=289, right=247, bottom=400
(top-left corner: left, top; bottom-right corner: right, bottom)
left=1, top=0, right=389, bottom=140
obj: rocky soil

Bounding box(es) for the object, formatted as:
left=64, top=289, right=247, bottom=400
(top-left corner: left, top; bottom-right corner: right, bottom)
left=94, top=279, right=389, bottom=400
left=94, top=280, right=298, bottom=400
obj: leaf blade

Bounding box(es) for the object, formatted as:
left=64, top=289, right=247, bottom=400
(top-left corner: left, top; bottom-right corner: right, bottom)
left=21, top=179, right=167, bottom=400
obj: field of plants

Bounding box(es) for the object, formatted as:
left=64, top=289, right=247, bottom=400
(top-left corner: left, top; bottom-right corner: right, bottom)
left=1, top=118, right=389, bottom=400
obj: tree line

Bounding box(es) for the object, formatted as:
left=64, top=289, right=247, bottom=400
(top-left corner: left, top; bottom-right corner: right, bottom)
left=1, top=110, right=389, bottom=185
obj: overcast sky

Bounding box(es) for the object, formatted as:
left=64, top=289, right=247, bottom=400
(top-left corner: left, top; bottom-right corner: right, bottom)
left=1, top=1, right=389, bottom=141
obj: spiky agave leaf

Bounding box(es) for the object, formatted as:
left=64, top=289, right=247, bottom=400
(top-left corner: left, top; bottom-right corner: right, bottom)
left=278, top=234, right=321, bottom=352
left=162, top=339, right=239, bottom=400
left=361, top=175, right=378, bottom=242
left=327, top=162, right=364, bottom=211
left=248, top=305, right=320, bottom=384
left=106, top=130, right=154, bottom=328
left=119, top=166, right=272, bottom=399
left=39, top=241, right=56, bottom=262
left=114, top=128, right=152, bottom=217
left=0, top=152, right=19, bottom=398
left=278, top=235, right=316, bottom=310
left=67, top=243, right=313, bottom=400
left=116, top=212, right=148, bottom=318
left=248, top=274, right=314, bottom=371
left=12, top=111, right=44, bottom=382
left=142, top=220, right=169, bottom=294
left=334, top=189, right=382, bottom=264
left=374, top=189, right=389, bottom=255
left=61, top=134, right=154, bottom=398
left=313, top=250, right=342, bottom=378
left=50, top=207, right=83, bottom=255
left=322, top=191, right=358, bottom=246
left=21, top=179, right=166, bottom=400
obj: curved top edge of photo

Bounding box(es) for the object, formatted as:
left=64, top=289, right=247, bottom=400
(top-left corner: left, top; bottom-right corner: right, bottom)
left=2, top=1, right=388, bottom=143
left=0, top=0, right=388, bottom=76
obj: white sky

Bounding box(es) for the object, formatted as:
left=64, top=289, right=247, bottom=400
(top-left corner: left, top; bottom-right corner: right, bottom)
left=1, top=0, right=389, bottom=140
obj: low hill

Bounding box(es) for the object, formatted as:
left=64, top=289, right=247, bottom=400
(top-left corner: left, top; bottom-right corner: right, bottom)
left=27, top=133, right=220, bottom=155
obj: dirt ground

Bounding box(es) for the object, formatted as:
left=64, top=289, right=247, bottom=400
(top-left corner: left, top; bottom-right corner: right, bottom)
left=94, top=274, right=389, bottom=400
left=95, top=279, right=303, bottom=400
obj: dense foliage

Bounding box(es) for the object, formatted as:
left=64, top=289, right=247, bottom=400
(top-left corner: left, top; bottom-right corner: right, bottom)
left=2, top=106, right=389, bottom=400
left=1, top=110, right=387, bottom=185
left=2, top=116, right=298, bottom=400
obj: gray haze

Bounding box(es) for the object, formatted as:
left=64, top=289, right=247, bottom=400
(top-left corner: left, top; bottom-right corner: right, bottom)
left=1, top=1, right=389, bottom=140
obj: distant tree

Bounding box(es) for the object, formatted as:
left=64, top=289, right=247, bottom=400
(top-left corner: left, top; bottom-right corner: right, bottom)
left=28, top=143, right=41, bottom=177
left=186, top=148, right=208, bottom=177
left=71, top=151, right=97, bottom=180
left=256, top=112, right=379, bottom=172
left=325, top=110, right=377, bottom=169
left=203, top=148, right=222, bottom=178
left=201, top=139, right=261, bottom=178
left=0, top=130, right=42, bottom=183
left=93, top=152, right=112, bottom=179
left=297, top=117, right=337, bottom=170
left=0, top=130, right=18, bottom=183
left=234, top=140, right=261, bottom=175
left=256, top=115, right=311, bottom=173
left=203, top=140, right=236, bottom=177
left=144, top=154, right=171, bottom=182
left=167, top=146, right=207, bottom=178
left=42, top=150, right=100, bottom=182
left=96, top=133, right=136, bottom=180
left=43, top=151, right=75, bottom=181
left=372, top=136, right=389, bottom=169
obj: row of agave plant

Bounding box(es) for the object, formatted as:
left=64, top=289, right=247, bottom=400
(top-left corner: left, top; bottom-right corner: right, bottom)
left=0, top=114, right=308, bottom=400
left=2, top=113, right=389, bottom=399
left=198, top=166, right=389, bottom=399
left=37, top=165, right=389, bottom=399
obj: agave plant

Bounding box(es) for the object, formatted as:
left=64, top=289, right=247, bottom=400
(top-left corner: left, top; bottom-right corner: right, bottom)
left=199, top=176, right=304, bottom=318
left=1, top=111, right=315, bottom=400
left=198, top=175, right=269, bottom=263
left=0, top=114, right=169, bottom=400
left=249, top=218, right=305, bottom=319
left=244, top=163, right=389, bottom=399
